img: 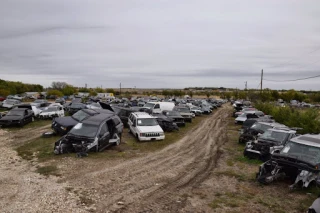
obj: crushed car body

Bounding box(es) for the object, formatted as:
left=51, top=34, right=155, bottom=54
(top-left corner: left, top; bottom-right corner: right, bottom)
left=244, top=128, right=297, bottom=161
left=54, top=113, right=123, bottom=154
left=256, top=134, right=320, bottom=189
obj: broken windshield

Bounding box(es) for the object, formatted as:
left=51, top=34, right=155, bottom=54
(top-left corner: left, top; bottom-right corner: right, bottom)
left=280, top=141, right=320, bottom=165
left=259, top=130, right=289, bottom=144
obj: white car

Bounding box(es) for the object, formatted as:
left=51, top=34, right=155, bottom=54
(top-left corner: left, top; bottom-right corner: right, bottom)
left=128, top=112, right=165, bottom=141
left=39, top=105, right=64, bottom=119
left=235, top=111, right=264, bottom=124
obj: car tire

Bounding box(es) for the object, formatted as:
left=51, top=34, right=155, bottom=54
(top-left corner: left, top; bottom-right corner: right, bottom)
left=136, top=134, right=140, bottom=142
left=19, top=120, right=25, bottom=127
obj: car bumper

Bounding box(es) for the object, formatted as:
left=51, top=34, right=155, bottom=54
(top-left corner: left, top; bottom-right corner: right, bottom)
left=138, top=135, right=165, bottom=141
left=52, top=124, right=68, bottom=135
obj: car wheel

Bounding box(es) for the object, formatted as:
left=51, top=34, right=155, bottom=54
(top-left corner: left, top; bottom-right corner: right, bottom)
left=136, top=134, right=140, bottom=142
left=19, top=120, right=25, bottom=127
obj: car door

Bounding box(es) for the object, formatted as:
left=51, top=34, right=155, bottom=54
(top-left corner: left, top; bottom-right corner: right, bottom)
left=97, top=123, right=110, bottom=151
left=130, top=117, right=137, bottom=135
left=153, top=104, right=161, bottom=114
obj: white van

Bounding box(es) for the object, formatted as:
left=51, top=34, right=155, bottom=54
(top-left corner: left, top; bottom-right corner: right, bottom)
left=143, top=102, right=175, bottom=114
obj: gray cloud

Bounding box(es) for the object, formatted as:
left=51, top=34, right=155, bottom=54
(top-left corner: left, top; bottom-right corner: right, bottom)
left=0, top=0, right=320, bottom=90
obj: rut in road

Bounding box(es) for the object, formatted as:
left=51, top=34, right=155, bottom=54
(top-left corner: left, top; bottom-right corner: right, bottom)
left=78, top=106, right=230, bottom=212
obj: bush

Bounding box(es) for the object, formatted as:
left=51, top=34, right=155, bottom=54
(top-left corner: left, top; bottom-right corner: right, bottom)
left=254, top=102, right=320, bottom=134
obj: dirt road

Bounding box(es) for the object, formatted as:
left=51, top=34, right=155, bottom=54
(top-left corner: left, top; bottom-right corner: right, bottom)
left=0, top=105, right=231, bottom=213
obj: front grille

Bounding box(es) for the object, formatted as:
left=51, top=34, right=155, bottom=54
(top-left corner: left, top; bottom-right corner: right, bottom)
left=173, top=118, right=184, bottom=122
left=145, top=133, right=160, bottom=137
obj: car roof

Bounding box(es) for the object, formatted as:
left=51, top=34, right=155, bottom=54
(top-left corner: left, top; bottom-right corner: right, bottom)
left=291, top=134, right=320, bottom=148
left=257, top=122, right=286, bottom=128
left=132, top=112, right=155, bottom=118
left=82, top=113, right=116, bottom=125
left=11, top=108, right=27, bottom=111
left=265, top=128, right=296, bottom=134
left=82, top=108, right=114, bottom=115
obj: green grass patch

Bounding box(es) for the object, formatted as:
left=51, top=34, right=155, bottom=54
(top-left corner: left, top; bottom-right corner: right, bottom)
left=2, top=119, right=52, bottom=131
left=16, top=135, right=66, bottom=161
left=36, top=165, right=59, bottom=176
left=235, top=156, right=262, bottom=165
left=215, top=170, right=249, bottom=181
left=209, top=192, right=249, bottom=209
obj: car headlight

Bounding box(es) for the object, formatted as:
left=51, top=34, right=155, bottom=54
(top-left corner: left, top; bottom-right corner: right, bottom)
left=159, top=132, right=164, bottom=136
left=60, top=126, right=66, bottom=130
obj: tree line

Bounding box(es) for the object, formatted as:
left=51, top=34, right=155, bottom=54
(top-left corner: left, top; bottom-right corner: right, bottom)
left=0, top=79, right=43, bottom=97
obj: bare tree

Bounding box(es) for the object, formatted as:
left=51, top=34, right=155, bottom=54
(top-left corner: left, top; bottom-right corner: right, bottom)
left=51, top=82, right=68, bottom=90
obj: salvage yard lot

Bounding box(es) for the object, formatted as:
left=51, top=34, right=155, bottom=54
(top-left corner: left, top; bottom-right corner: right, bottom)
left=1, top=105, right=319, bottom=212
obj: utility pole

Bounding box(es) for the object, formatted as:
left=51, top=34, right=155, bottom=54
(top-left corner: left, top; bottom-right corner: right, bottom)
left=120, top=83, right=122, bottom=96
left=260, top=69, right=263, bottom=92
left=245, top=81, right=247, bottom=90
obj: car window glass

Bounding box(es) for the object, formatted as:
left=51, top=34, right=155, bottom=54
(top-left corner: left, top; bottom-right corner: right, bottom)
left=100, top=123, right=108, bottom=135
left=154, top=104, right=160, bottom=109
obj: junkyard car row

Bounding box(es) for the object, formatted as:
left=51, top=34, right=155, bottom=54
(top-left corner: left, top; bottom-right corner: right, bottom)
left=2, top=95, right=319, bottom=211
left=233, top=100, right=320, bottom=199
left=1, top=96, right=226, bottom=155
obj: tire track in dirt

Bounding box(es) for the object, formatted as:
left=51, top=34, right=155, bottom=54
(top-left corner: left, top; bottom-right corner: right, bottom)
left=69, top=105, right=231, bottom=212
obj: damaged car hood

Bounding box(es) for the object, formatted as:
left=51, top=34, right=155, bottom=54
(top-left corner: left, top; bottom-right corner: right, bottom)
left=54, top=116, right=78, bottom=127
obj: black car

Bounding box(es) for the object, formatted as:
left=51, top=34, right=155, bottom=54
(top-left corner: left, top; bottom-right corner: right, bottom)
left=238, top=122, right=286, bottom=144
left=162, top=110, right=185, bottom=127
left=68, top=102, right=87, bottom=115
left=54, top=113, right=123, bottom=154
left=111, top=106, right=139, bottom=127
left=52, top=108, right=114, bottom=135
left=152, top=113, right=179, bottom=132
left=256, top=134, right=320, bottom=189
left=0, top=108, right=34, bottom=127
left=244, top=128, right=297, bottom=161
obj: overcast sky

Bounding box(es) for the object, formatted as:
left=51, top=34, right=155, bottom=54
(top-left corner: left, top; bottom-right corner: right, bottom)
left=1, top=0, right=320, bottom=90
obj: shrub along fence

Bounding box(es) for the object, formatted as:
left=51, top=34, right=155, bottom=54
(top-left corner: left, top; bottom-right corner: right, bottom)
left=254, top=102, right=320, bottom=134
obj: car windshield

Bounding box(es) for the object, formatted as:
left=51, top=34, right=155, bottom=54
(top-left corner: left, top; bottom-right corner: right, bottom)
left=5, top=100, right=16, bottom=104
left=71, top=103, right=84, bottom=108
left=42, top=107, right=57, bottom=112
left=166, top=111, right=180, bottom=116
left=259, top=130, right=289, bottom=144
left=251, top=123, right=273, bottom=132
left=144, top=103, right=155, bottom=108
left=176, top=108, right=190, bottom=113
left=7, top=110, right=24, bottom=116
left=69, top=123, right=98, bottom=138
left=137, top=118, right=158, bottom=126
left=72, top=110, right=90, bottom=121
left=280, top=141, right=320, bottom=165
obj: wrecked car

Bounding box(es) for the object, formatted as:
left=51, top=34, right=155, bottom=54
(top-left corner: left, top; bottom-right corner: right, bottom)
left=152, top=113, right=179, bottom=132
left=162, top=110, right=185, bottom=127
left=0, top=108, right=34, bottom=127
left=1, top=99, right=21, bottom=109
left=52, top=108, right=114, bottom=135
left=239, top=122, right=287, bottom=144
left=173, top=106, right=194, bottom=122
left=39, top=105, right=65, bottom=119
left=257, top=134, right=320, bottom=189
left=54, top=113, right=123, bottom=154
left=68, top=102, right=87, bottom=115
left=244, top=128, right=297, bottom=161
left=235, top=110, right=264, bottom=124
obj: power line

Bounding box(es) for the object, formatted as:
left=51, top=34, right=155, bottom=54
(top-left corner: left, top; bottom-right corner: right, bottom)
left=264, top=74, right=320, bottom=82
